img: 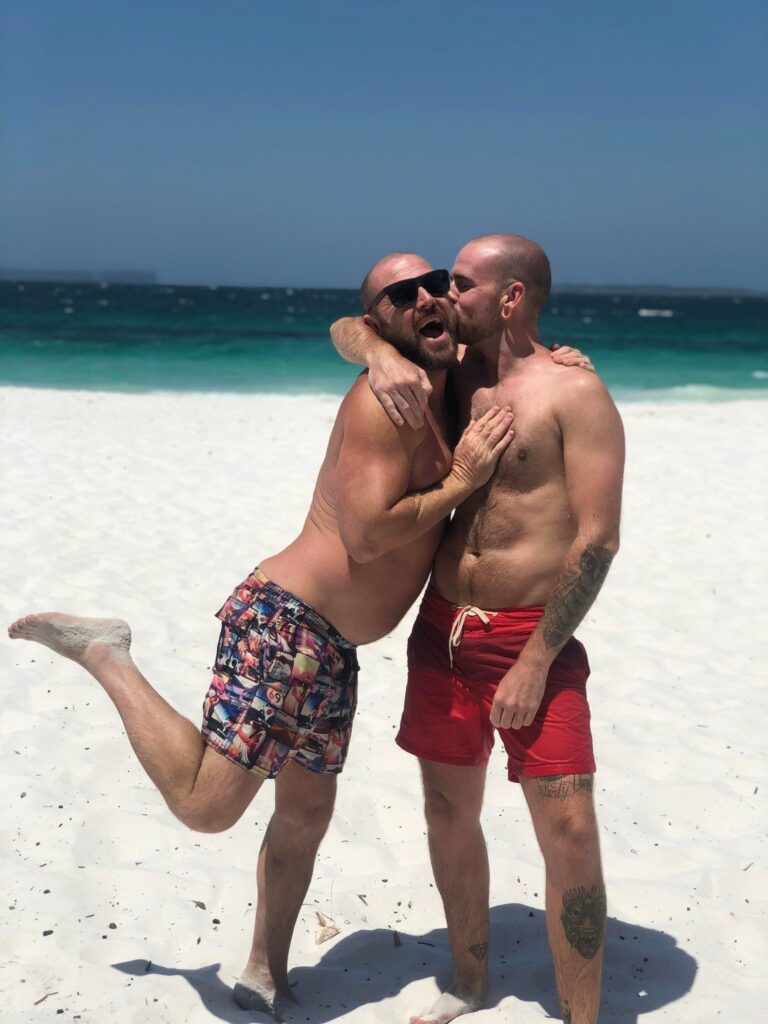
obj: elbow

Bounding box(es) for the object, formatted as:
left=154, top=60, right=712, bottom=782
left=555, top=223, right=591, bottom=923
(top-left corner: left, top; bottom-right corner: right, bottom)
left=340, top=525, right=383, bottom=564
left=346, top=543, right=380, bottom=565
left=579, top=528, right=620, bottom=558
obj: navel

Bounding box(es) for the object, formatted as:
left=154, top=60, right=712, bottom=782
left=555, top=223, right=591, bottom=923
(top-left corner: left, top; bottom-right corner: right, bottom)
left=517, top=448, right=528, bottom=462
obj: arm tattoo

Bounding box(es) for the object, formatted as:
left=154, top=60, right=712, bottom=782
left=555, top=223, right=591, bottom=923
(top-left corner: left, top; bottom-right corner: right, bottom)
left=468, top=942, right=488, bottom=962
left=536, top=774, right=594, bottom=799
left=560, top=884, right=606, bottom=960
left=542, top=545, right=613, bottom=649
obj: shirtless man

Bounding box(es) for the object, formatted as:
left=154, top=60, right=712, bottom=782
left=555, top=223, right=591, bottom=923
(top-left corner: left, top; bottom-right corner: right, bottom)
left=331, top=235, right=625, bottom=1024
left=8, top=252, right=517, bottom=1018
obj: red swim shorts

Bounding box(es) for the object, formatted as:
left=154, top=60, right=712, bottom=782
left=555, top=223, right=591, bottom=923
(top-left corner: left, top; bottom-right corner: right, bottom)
left=396, top=586, right=596, bottom=782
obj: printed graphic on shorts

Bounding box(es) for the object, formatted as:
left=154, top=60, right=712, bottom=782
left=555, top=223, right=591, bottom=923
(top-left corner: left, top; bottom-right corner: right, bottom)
left=201, top=572, right=358, bottom=778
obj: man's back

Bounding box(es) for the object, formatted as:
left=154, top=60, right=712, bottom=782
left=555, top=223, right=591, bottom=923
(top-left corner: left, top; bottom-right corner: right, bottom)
left=261, top=374, right=454, bottom=644
left=434, top=344, right=624, bottom=609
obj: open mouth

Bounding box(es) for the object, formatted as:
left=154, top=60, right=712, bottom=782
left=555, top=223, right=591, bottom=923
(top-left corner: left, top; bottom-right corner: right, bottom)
left=418, top=319, right=446, bottom=340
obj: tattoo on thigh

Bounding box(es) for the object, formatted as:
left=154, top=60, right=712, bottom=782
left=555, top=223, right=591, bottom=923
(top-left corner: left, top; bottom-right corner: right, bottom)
left=468, top=942, right=488, bottom=962
left=542, top=545, right=613, bottom=649
left=536, top=774, right=594, bottom=799
left=560, top=884, right=606, bottom=960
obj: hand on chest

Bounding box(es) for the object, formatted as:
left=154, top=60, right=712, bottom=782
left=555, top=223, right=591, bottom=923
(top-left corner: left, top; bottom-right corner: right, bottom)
left=467, top=386, right=560, bottom=491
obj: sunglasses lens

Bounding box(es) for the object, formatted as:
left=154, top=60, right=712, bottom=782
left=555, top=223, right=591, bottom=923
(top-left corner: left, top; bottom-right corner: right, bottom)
left=422, top=269, right=451, bottom=296
left=380, top=269, right=451, bottom=310
left=387, top=281, right=419, bottom=307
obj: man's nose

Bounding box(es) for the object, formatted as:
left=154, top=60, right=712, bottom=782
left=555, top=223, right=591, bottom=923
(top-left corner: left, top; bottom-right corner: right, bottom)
left=415, top=285, right=434, bottom=308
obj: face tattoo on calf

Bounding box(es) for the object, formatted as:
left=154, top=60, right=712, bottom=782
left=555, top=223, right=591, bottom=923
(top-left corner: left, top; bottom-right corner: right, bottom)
left=560, top=884, right=607, bottom=960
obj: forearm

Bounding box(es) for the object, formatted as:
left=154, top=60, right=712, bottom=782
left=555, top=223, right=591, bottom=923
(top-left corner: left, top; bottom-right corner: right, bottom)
left=518, top=535, right=618, bottom=670
left=346, top=469, right=474, bottom=563
left=330, top=316, right=393, bottom=367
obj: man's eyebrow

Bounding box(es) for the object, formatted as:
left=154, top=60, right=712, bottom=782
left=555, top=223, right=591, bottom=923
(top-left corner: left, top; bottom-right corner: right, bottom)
left=453, top=273, right=473, bottom=284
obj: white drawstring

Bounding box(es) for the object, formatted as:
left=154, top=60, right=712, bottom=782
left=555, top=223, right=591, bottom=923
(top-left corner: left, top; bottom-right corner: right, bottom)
left=448, top=605, right=495, bottom=666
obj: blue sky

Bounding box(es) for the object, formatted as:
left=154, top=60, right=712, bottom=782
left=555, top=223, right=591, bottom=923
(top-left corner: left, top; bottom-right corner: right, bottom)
left=1, top=0, right=766, bottom=289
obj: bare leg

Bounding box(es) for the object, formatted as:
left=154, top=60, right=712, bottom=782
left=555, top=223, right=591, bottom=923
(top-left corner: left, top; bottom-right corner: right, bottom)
left=521, top=774, right=605, bottom=1024
left=237, top=761, right=337, bottom=1016
left=410, top=759, right=489, bottom=1024
left=8, top=612, right=262, bottom=831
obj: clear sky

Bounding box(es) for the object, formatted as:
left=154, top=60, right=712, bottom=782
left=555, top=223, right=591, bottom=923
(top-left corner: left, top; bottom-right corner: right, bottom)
left=1, top=0, right=766, bottom=289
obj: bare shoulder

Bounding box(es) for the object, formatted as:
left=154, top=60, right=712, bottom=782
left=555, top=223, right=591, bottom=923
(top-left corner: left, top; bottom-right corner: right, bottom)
left=545, top=363, right=623, bottom=432
left=339, top=373, right=424, bottom=451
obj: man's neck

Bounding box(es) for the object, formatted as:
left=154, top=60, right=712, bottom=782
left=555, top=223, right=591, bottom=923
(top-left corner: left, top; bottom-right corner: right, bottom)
left=477, top=322, right=543, bottom=375
left=426, top=368, right=448, bottom=409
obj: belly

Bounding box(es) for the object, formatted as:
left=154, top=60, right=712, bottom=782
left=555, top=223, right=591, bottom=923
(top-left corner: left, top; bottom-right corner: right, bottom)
left=260, top=520, right=444, bottom=645
left=433, top=490, right=575, bottom=608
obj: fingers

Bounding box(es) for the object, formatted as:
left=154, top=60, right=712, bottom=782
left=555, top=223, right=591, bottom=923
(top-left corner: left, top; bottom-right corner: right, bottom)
left=397, top=388, right=426, bottom=429
left=471, top=404, right=514, bottom=434
left=378, top=392, right=406, bottom=427
left=373, top=383, right=427, bottom=429
left=551, top=346, right=596, bottom=374
left=490, top=701, right=535, bottom=730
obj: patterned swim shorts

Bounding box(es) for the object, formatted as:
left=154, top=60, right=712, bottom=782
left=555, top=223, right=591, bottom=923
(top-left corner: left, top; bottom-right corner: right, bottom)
left=201, top=568, right=359, bottom=779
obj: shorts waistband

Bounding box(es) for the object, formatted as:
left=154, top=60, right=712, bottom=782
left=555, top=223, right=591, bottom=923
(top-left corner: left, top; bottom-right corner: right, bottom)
left=252, top=568, right=357, bottom=649
left=420, top=583, right=545, bottom=629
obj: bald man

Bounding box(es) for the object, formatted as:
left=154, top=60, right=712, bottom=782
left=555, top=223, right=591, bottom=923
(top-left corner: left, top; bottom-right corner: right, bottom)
left=331, top=235, right=625, bottom=1024
left=8, top=252, right=517, bottom=1019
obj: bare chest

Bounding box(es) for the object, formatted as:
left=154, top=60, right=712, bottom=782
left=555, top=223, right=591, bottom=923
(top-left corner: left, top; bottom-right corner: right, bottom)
left=463, top=380, right=563, bottom=493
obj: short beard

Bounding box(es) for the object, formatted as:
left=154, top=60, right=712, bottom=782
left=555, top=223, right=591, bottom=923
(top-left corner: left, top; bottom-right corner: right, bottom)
left=456, top=303, right=499, bottom=347
left=383, top=309, right=458, bottom=371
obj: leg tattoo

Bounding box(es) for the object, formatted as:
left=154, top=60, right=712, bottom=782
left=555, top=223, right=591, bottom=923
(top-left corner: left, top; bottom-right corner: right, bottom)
left=560, top=884, right=606, bottom=960
left=536, top=774, right=593, bottom=799
left=468, top=942, right=488, bottom=962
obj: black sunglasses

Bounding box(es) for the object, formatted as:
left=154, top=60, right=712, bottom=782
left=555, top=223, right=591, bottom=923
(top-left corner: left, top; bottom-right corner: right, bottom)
left=366, top=268, right=451, bottom=313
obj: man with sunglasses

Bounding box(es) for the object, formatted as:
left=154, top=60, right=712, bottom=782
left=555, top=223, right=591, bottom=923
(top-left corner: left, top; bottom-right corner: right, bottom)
left=331, top=235, right=624, bottom=1024
left=8, top=250, right=520, bottom=1020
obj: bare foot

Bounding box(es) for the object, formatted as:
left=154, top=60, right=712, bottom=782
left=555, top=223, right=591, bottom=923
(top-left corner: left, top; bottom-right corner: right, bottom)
left=8, top=612, right=131, bottom=666
left=410, top=987, right=487, bottom=1024
left=234, top=969, right=299, bottom=1023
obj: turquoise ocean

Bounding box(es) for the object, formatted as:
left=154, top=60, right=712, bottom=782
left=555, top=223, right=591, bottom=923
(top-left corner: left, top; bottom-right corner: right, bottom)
left=1, top=282, right=766, bottom=401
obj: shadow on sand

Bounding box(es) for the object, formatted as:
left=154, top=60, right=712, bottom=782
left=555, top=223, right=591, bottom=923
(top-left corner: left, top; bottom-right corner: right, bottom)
left=113, top=902, right=697, bottom=1022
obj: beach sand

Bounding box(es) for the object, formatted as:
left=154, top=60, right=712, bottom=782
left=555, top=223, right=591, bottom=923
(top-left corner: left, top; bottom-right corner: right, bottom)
left=1, top=387, right=766, bottom=1024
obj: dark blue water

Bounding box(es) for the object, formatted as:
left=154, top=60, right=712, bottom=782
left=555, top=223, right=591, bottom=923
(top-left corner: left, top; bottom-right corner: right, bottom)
left=1, top=282, right=766, bottom=400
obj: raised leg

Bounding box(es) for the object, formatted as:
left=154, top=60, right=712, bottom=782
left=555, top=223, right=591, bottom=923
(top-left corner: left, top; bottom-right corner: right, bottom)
left=237, top=761, right=337, bottom=1015
left=8, top=612, right=262, bottom=831
left=521, top=774, right=605, bottom=1024
left=410, top=759, right=489, bottom=1024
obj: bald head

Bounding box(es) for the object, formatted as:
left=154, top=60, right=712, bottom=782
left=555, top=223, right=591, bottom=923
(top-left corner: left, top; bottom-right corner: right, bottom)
left=359, top=252, right=432, bottom=314
left=467, top=234, right=552, bottom=316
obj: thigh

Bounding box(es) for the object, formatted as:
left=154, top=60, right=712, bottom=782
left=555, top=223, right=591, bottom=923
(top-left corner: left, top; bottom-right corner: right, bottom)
left=185, top=745, right=265, bottom=830
left=520, top=773, right=599, bottom=849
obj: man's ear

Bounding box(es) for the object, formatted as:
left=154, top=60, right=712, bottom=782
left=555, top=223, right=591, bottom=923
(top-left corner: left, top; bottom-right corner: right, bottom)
left=500, top=281, right=525, bottom=320
left=363, top=313, right=383, bottom=336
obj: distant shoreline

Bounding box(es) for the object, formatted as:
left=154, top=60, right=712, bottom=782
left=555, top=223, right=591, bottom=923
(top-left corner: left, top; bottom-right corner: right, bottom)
left=0, top=273, right=765, bottom=301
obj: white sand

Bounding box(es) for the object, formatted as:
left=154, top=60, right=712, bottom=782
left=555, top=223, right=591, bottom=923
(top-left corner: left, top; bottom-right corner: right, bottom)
left=1, top=387, right=766, bottom=1024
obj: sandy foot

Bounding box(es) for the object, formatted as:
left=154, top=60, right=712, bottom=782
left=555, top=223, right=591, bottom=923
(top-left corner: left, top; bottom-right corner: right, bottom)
left=8, top=612, right=131, bottom=664
left=233, top=974, right=299, bottom=1023
left=409, top=987, right=488, bottom=1024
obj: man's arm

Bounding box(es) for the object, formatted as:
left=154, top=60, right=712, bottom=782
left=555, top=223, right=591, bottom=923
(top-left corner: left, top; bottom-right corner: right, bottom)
left=331, top=317, right=596, bottom=430
left=336, top=389, right=514, bottom=563
left=331, top=316, right=433, bottom=429
left=490, top=376, right=625, bottom=730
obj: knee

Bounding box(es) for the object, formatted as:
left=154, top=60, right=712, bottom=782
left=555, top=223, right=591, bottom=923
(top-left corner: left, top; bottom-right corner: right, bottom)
left=423, top=785, right=479, bottom=832
left=274, top=791, right=336, bottom=838
left=541, top=812, right=601, bottom=863
left=175, top=801, right=244, bottom=835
